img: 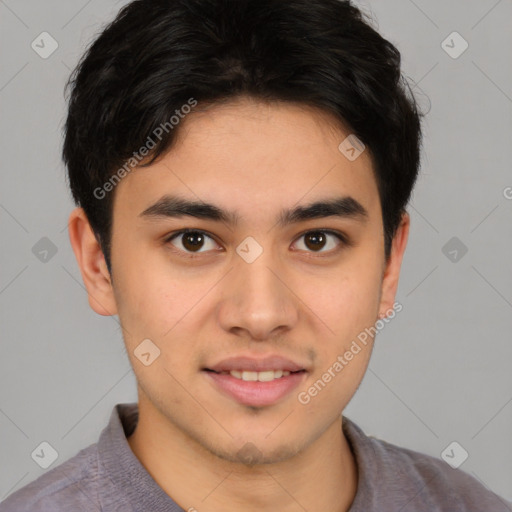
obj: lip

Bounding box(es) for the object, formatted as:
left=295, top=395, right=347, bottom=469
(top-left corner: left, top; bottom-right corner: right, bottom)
left=205, top=355, right=307, bottom=373
left=204, top=370, right=307, bottom=407
left=203, top=354, right=309, bottom=407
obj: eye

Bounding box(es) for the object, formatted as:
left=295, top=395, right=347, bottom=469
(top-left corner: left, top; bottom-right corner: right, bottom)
left=292, top=230, right=348, bottom=254
left=165, top=229, right=219, bottom=255
left=164, top=228, right=350, bottom=257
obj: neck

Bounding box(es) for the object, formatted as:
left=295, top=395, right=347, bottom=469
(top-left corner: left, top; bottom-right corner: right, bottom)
left=127, top=398, right=358, bottom=512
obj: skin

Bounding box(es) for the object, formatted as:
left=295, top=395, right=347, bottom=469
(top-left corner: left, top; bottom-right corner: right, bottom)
left=68, top=96, right=410, bottom=512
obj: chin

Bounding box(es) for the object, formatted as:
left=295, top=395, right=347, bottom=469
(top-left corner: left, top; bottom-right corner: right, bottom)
left=210, top=441, right=302, bottom=466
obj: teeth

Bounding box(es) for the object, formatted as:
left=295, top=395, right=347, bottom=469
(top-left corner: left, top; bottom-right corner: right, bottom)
left=228, top=370, right=292, bottom=381
left=257, top=371, right=276, bottom=382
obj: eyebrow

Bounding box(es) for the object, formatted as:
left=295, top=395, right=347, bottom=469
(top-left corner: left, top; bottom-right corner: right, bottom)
left=139, top=194, right=369, bottom=227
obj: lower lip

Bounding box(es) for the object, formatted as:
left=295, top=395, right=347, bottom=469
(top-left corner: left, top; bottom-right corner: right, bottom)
left=204, top=371, right=306, bottom=407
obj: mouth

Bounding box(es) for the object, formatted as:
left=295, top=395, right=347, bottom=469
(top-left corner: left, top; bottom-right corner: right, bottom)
left=204, top=368, right=305, bottom=381
left=202, top=367, right=308, bottom=407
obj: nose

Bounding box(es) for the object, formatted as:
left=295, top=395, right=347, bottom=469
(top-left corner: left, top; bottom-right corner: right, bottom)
left=217, top=251, right=299, bottom=341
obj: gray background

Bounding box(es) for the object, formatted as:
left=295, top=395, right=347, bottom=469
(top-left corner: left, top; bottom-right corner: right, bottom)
left=1, top=0, right=511, bottom=504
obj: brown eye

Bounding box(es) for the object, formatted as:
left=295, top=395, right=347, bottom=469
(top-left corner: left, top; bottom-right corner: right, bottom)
left=182, top=232, right=205, bottom=251
left=304, top=232, right=327, bottom=251
left=293, top=230, right=347, bottom=254
left=167, top=230, right=218, bottom=254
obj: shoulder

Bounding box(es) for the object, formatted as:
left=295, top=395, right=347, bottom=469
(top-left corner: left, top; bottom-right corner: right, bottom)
left=380, top=438, right=509, bottom=508
left=367, top=435, right=511, bottom=511
left=344, top=418, right=512, bottom=511
left=0, top=444, right=106, bottom=512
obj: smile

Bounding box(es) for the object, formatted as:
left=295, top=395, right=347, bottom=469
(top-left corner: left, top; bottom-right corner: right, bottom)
left=203, top=369, right=307, bottom=406
left=221, top=369, right=293, bottom=381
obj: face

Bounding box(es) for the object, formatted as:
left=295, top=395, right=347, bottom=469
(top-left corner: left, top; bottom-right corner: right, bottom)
left=70, top=96, right=409, bottom=465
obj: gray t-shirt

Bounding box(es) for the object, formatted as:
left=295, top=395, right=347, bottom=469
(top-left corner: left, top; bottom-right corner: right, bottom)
left=1, top=402, right=510, bottom=511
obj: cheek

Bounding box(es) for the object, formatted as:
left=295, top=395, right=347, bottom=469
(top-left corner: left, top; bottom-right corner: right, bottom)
left=113, top=258, right=215, bottom=373
left=111, top=249, right=185, bottom=345
left=306, top=260, right=382, bottom=337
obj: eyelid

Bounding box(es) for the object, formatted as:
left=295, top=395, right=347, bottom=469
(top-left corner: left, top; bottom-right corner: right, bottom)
left=164, top=228, right=221, bottom=254
left=164, top=228, right=350, bottom=256
left=291, top=229, right=350, bottom=256
left=293, top=228, right=350, bottom=246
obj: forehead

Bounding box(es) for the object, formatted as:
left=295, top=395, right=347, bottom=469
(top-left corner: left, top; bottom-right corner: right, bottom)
left=113, top=97, right=381, bottom=225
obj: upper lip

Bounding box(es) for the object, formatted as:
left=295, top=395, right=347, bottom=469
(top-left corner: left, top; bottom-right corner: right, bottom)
left=205, top=355, right=307, bottom=373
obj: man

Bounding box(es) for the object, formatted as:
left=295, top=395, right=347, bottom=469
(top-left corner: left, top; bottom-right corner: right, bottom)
left=1, top=0, right=510, bottom=511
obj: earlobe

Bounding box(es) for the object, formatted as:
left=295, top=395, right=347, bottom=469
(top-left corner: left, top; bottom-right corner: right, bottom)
left=377, top=211, right=410, bottom=318
left=67, top=207, right=118, bottom=316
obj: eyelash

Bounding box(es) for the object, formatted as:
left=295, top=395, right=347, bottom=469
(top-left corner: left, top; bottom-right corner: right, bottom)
left=163, top=228, right=351, bottom=259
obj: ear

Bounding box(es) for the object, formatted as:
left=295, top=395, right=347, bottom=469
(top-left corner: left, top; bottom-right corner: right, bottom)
left=377, top=211, right=410, bottom=318
left=67, top=207, right=118, bottom=316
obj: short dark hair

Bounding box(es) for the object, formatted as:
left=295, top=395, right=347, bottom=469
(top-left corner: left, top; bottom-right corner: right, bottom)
left=63, top=0, right=425, bottom=275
